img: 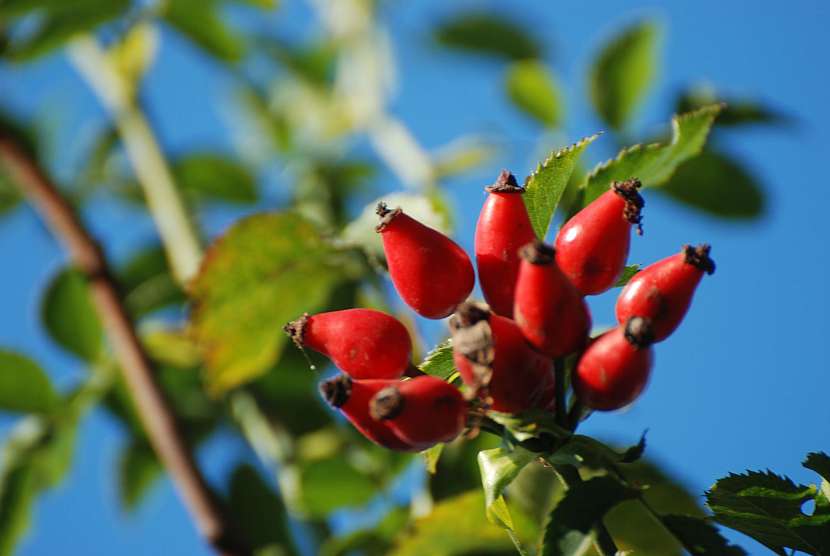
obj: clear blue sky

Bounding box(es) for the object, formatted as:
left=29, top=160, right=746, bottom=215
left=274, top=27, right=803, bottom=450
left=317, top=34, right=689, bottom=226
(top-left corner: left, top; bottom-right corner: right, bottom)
left=2, top=0, right=829, bottom=554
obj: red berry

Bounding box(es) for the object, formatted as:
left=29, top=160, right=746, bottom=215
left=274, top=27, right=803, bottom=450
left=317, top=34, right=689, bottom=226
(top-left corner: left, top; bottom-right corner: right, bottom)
left=616, top=244, right=715, bottom=342
left=555, top=179, right=644, bottom=295
left=320, top=375, right=417, bottom=451
left=573, top=317, right=654, bottom=411
left=475, top=170, right=537, bottom=317
left=285, top=309, right=411, bottom=379
left=450, top=302, right=555, bottom=414
left=514, top=240, right=591, bottom=358
left=369, top=376, right=466, bottom=449
left=376, top=203, right=474, bottom=319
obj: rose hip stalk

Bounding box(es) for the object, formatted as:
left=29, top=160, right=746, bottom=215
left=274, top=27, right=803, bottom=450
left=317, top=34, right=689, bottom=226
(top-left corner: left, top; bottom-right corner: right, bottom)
left=320, top=376, right=416, bottom=451
left=555, top=178, right=644, bottom=295
left=369, top=376, right=466, bottom=449
left=376, top=203, right=474, bottom=319
left=284, top=309, right=411, bottom=379
left=514, top=240, right=591, bottom=358
left=573, top=317, right=655, bottom=411
left=474, top=170, right=537, bottom=317
left=449, top=302, right=555, bottom=413
left=616, top=244, right=716, bottom=342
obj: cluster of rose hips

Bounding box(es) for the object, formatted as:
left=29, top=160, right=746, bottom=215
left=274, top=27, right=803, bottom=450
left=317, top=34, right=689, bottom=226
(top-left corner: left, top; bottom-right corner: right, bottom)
left=284, top=170, right=715, bottom=452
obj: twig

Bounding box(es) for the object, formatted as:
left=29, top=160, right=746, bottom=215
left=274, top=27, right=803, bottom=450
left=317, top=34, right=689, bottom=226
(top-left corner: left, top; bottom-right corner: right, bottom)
left=0, top=136, right=247, bottom=556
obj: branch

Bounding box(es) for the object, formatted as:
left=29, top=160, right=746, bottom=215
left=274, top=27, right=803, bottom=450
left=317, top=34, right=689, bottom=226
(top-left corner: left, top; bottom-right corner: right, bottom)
left=0, top=136, right=248, bottom=556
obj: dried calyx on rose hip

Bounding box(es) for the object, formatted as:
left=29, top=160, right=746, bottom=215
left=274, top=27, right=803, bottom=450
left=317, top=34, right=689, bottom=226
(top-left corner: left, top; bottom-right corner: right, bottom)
left=369, top=375, right=467, bottom=450
left=555, top=178, right=644, bottom=295
left=284, top=309, right=412, bottom=379
left=574, top=316, right=655, bottom=411
left=474, top=169, right=537, bottom=318
left=449, top=301, right=555, bottom=414
left=616, top=244, right=716, bottom=342
left=376, top=202, right=474, bottom=319
left=320, top=375, right=417, bottom=451
left=514, top=240, right=591, bottom=358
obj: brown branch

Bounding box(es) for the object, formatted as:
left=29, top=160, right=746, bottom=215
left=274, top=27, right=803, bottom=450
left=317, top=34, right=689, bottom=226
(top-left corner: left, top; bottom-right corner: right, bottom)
left=0, top=137, right=248, bottom=556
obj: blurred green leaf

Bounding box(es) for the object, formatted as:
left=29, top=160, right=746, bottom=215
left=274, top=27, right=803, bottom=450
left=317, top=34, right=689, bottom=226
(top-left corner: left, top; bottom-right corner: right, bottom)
left=422, top=444, right=445, bottom=475
left=320, top=506, right=409, bottom=556
left=0, top=168, right=21, bottom=217
left=430, top=434, right=500, bottom=502
left=433, top=11, right=541, bottom=61
left=258, top=37, right=336, bottom=87
left=141, top=328, right=202, bottom=371
left=228, top=464, right=294, bottom=553
left=418, top=339, right=455, bottom=380
left=164, top=0, right=245, bottom=61
left=583, top=105, right=723, bottom=204
left=659, top=515, right=746, bottom=555
left=0, top=350, right=58, bottom=414
left=478, top=446, right=535, bottom=529
left=191, top=212, right=345, bottom=394
left=588, top=20, right=659, bottom=131
left=614, top=265, right=640, bottom=287
left=174, top=153, right=258, bottom=204
left=677, top=87, right=792, bottom=127
left=117, top=440, right=161, bottom=512
left=298, top=455, right=377, bottom=517
left=505, top=60, right=563, bottom=128
left=524, top=134, right=599, bottom=239
left=659, top=149, right=765, bottom=219
left=433, top=136, right=499, bottom=180
left=107, top=23, right=158, bottom=95
left=118, top=245, right=185, bottom=318
left=41, top=267, right=103, bottom=362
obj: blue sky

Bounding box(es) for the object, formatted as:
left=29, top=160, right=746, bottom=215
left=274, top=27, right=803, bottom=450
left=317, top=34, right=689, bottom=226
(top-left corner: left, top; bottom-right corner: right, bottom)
left=2, top=0, right=829, bottom=554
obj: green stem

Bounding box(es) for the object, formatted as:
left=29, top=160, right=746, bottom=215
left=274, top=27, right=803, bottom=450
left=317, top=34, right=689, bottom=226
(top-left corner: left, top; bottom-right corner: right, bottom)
left=68, top=36, right=203, bottom=286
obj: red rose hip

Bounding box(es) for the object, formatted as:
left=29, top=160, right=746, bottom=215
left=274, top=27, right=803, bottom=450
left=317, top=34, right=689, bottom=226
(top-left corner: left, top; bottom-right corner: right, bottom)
left=514, top=240, right=591, bottom=358
left=573, top=317, right=654, bottom=411
left=555, top=178, right=644, bottom=295
left=615, top=244, right=716, bottom=342
left=474, top=170, right=537, bottom=317
left=320, top=376, right=416, bottom=451
left=284, top=309, right=412, bottom=379
left=376, top=203, right=474, bottom=319
left=450, top=302, right=555, bottom=414
left=369, top=376, right=466, bottom=449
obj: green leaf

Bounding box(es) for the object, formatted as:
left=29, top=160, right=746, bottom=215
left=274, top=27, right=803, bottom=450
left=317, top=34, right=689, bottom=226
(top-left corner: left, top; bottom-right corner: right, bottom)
left=505, top=60, right=563, bottom=128
left=418, top=339, right=456, bottom=380
left=173, top=153, right=258, bottom=204
left=191, top=212, right=345, bottom=394
left=108, top=22, right=158, bottom=94
left=583, top=105, right=723, bottom=204
left=422, top=444, right=445, bottom=475
left=164, top=0, right=244, bottom=61
left=614, top=264, right=640, bottom=287
left=320, top=506, right=409, bottom=556
left=118, top=245, right=185, bottom=318
left=706, top=470, right=830, bottom=554
left=524, top=134, right=599, bottom=239
left=41, top=267, right=103, bottom=362
left=677, top=87, right=792, bottom=127
left=228, top=464, right=294, bottom=553
left=542, top=475, right=638, bottom=556
left=298, top=455, right=377, bottom=517
left=433, top=136, right=499, bottom=180
left=804, top=452, right=830, bottom=514
left=0, top=350, right=58, bottom=414
left=0, top=171, right=21, bottom=218
left=660, top=515, right=746, bottom=555
left=433, top=11, right=541, bottom=61
left=478, top=446, right=536, bottom=528
left=117, top=440, right=161, bottom=512
left=659, top=149, right=765, bottom=219
left=546, top=433, right=646, bottom=472
left=588, top=20, right=659, bottom=130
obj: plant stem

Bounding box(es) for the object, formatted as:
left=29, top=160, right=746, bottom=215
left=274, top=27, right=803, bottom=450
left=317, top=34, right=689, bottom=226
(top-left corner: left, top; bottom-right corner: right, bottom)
left=0, top=136, right=247, bottom=556
left=67, top=36, right=203, bottom=286
left=554, top=464, right=620, bottom=556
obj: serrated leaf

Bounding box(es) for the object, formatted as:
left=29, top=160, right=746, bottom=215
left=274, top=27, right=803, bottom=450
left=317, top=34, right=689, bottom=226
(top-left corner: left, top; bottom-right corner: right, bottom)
left=173, top=153, right=258, bottom=204
left=478, top=446, right=536, bottom=528
left=706, top=470, right=830, bottom=554
left=0, top=350, right=58, bottom=414
left=583, top=105, right=723, bottom=204
left=589, top=20, right=659, bottom=130
left=164, top=0, right=244, bottom=61
left=614, top=265, right=640, bottom=287
left=418, top=339, right=456, bottom=380
left=433, top=11, right=541, bottom=61
left=41, top=267, right=103, bottom=362
left=191, top=212, right=345, bottom=394
left=660, top=515, right=746, bottom=555
left=542, top=475, right=638, bottom=556
left=659, top=149, right=764, bottom=219
left=117, top=440, right=161, bottom=512
left=524, top=134, right=599, bottom=239
left=804, top=452, right=830, bottom=514
left=505, top=60, right=563, bottom=128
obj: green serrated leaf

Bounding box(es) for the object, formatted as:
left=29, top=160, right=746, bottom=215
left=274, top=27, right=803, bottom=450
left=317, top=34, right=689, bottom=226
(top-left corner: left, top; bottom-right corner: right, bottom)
left=589, top=20, right=659, bottom=130
left=524, top=134, right=599, bottom=239
left=164, top=0, right=244, bottom=61
left=660, top=514, right=746, bottom=555
left=41, top=267, right=103, bottom=362
left=117, top=440, right=161, bottom=512
left=583, top=105, right=723, bottom=204
left=804, top=452, right=830, bottom=515
left=433, top=11, right=541, bottom=61
left=614, top=265, right=641, bottom=287
left=418, top=339, right=456, bottom=380
left=478, top=446, right=536, bottom=528
left=542, top=475, right=638, bottom=556
left=505, top=60, right=563, bottom=128
left=0, top=350, right=58, bottom=415
left=659, top=149, right=765, bottom=219
left=191, top=212, right=345, bottom=394
left=173, top=153, right=258, bottom=204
